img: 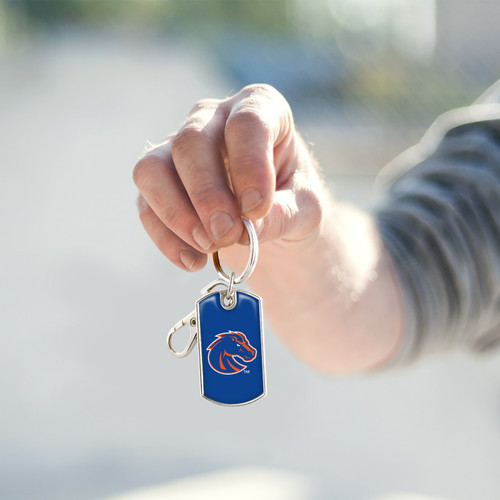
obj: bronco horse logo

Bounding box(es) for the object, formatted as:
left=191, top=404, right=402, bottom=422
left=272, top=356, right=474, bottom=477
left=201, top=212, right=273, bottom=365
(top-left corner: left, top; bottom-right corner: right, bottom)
left=207, top=331, right=257, bottom=375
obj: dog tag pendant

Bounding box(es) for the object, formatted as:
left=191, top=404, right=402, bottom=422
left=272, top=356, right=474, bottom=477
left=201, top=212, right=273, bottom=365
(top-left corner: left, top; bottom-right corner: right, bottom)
left=197, top=289, right=265, bottom=406
left=167, top=218, right=266, bottom=407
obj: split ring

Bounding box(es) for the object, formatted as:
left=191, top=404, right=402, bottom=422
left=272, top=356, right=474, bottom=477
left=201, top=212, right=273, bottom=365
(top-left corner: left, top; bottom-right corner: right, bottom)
left=212, top=217, right=258, bottom=285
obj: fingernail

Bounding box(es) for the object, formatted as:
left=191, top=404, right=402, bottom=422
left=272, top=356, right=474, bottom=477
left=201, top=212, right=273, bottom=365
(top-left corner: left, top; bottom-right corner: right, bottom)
left=210, top=212, right=234, bottom=241
left=192, top=225, right=212, bottom=251
left=240, top=187, right=263, bottom=213
left=179, top=250, right=197, bottom=270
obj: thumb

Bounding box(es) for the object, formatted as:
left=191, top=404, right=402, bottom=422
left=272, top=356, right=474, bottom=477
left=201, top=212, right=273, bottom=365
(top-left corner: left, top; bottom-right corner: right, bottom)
left=256, top=186, right=323, bottom=245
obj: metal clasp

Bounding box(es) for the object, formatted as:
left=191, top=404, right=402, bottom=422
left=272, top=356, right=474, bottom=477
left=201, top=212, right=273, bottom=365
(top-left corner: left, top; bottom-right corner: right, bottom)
left=167, top=310, right=198, bottom=358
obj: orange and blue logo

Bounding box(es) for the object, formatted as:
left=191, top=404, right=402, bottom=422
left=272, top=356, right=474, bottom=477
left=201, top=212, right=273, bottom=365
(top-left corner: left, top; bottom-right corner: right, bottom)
left=207, top=331, right=257, bottom=375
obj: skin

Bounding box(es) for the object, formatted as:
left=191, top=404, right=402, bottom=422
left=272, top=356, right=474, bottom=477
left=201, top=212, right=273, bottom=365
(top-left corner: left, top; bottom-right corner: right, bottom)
left=133, top=84, right=404, bottom=373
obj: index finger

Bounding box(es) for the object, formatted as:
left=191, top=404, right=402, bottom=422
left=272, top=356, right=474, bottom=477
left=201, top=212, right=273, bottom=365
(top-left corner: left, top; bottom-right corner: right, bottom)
left=224, top=84, right=295, bottom=219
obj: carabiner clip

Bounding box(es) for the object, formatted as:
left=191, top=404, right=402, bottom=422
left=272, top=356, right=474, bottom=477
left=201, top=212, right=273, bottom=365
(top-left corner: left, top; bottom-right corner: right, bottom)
left=167, top=311, right=198, bottom=358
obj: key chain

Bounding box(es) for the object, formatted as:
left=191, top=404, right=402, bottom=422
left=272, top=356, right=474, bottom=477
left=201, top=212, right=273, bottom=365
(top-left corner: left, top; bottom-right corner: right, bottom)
left=167, top=217, right=266, bottom=407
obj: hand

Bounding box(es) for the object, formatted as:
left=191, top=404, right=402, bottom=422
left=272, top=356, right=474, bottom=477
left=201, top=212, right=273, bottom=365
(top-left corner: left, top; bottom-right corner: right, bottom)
left=133, top=83, right=402, bottom=373
left=133, top=84, right=324, bottom=272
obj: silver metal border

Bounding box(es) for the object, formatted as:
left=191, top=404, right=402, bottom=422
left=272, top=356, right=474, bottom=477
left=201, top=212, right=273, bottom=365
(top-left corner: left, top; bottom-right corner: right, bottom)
left=196, top=290, right=267, bottom=407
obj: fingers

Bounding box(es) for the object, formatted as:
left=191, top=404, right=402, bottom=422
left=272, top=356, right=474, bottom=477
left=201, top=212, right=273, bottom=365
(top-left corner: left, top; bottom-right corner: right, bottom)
left=170, top=101, right=244, bottom=247
left=133, top=143, right=214, bottom=253
left=133, top=84, right=303, bottom=271
left=225, top=84, right=295, bottom=220
left=137, top=195, right=207, bottom=271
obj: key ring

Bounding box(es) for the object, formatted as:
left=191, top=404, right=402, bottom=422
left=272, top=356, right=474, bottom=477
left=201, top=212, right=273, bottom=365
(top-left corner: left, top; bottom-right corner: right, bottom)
left=166, top=215, right=266, bottom=406
left=212, top=217, right=258, bottom=285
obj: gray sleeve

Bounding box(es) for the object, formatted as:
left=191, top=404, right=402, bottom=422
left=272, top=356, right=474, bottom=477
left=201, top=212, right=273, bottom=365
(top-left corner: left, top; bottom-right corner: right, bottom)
left=375, top=89, right=500, bottom=366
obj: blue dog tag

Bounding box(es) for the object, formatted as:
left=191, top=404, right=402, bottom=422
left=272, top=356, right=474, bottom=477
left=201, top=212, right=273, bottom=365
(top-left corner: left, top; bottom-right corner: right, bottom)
left=166, top=217, right=266, bottom=407
left=196, top=290, right=266, bottom=406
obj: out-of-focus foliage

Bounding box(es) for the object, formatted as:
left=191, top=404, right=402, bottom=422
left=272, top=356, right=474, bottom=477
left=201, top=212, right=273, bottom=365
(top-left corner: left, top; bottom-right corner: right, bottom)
left=5, top=0, right=292, bottom=35
left=2, top=0, right=499, bottom=124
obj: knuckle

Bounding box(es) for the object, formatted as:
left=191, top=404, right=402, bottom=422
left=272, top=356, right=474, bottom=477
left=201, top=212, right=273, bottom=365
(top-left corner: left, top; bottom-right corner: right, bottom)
left=237, top=84, right=292, bottom=126
left=189, top=183, right=217, bottom=211
left=159, top=201, right=184, bottom=233
left=133, top=156, right=158, bottom=188
left=299, top=188, right=323, bottom=227
left=189, top=98, right=220, bottom=114
left=171, top=125, right=206, bottom=158
left=226, top=107, right=268, bottom=135
left=240, top=83, right=280, bottom=99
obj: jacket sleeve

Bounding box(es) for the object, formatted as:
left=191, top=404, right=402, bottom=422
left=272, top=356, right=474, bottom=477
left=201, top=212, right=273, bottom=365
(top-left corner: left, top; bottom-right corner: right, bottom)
left=376, top=85, right=500, bottom=365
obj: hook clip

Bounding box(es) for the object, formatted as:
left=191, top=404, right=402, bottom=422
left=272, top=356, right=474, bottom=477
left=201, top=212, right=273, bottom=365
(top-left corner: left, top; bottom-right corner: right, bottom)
left=166, top=310, right=198, bottom=358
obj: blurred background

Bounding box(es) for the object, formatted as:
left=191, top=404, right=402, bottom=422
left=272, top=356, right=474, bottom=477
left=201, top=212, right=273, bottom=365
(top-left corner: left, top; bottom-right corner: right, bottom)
left=2, top=1, right=500, bottom=499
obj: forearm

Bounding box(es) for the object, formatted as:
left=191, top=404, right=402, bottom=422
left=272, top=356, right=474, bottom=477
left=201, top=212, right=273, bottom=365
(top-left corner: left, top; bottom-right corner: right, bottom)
left=241, top=198, right=404, bottom=373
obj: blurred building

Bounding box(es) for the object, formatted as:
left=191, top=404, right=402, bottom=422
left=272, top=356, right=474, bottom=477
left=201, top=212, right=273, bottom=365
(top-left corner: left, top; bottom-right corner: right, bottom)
left=435, top=0, right=500, bottom=85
